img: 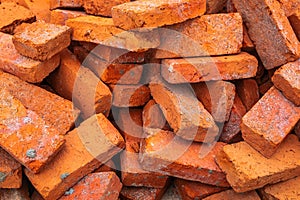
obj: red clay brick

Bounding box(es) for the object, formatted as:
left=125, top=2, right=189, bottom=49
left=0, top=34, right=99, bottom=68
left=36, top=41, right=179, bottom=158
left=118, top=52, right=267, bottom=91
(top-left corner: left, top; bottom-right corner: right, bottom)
left=120, top=185, right=169, bottom=200
left=236, top=79, right=260, bottom=111
left=0, top=183, right=30, bottom=200
left=140, top=130, right=229, bottom=187
left=242, top=25, right=255, bottom=51
left=241, top=87, right=300, bottom=158
left=232, top=0, right=300, bottom=69
left=84, top=0, right=130, bottom=17
left=59, top=172, right=122, bottom=200
left=25, top=113, right=125, bottom=200
left=259, top=80, right=273, bottom=96
left=50, top=9, right=87, bottom=25
left=1, top=0, right=29, bottom=8
left=202, top=189, right=260, bottom=200
left=94, top=160, right=116, bottom=173
left=289, top=9, right=300, bottom=41
left=272, top=59, right=300, bottom=106
left=139, top=60, right=161, bottom=84
left=216, top=134, right=300, bottom=192
left=49, top=0, right=83, bottom=9
left=206, top=0, right=227, bottom=14
left=161, top=52, right=258, bottom=84
left=279, top=0, right=300, bottom=17
left=0, top=32, right=60, bottom=83
left=143, top=99, right=168, bottom=131
left=0, top=71, right=78, bottom=135
left=111, top=0, right=206, bottom=30
left=25, top=0, right=51, bottom=22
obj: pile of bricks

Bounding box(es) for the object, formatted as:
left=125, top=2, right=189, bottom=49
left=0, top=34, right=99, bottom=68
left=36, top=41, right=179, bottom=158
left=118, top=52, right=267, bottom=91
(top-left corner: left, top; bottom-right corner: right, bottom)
left=0, top=0, right=300, bottom=199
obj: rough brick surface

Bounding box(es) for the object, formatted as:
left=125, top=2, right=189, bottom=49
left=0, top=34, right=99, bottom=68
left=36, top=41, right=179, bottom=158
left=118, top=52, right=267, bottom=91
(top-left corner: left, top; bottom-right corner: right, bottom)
left=232, top=0, right=300, bottom=69
left=111, top=0, right=206, bottom=30
left=161, top=52, right=258, bottom=84
left=206, top=0, right=227, bottom=14
left=140, top=130, right=229, bottom=187
left=216, top=134, right=300, bottom=192
left=272, top=59, right=300, bottom=106
left=25, top=113, right=125, bottom=200
left=289, top=10, right=300, bottom=41
left=236, top=79, right=260, bottom=111
left=0, top=32, right=60, bottom=83
left=50, top=9, right=87, bottom=25
left=50, top=0, right=83, bottom=9
left=94, top=160, right=116, bottom=173
left=279, top=0, right=300, bottom=17
left=0, top=0, right=29, bottom=8
left=120, top=185, right=168, bottom=200
left=150, top=77, right=218, bottom=143
left=143, top=99, right=168, bottom=131
left=241, top=87, right=300, bottom=158
left=203, top=189, right=260, bottom=200
left=84, top=0, right=130, bottom=17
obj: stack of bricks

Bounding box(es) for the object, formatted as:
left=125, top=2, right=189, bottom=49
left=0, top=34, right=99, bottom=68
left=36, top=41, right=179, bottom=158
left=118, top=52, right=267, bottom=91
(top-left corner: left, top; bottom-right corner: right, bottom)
left=0, top=0, right=299, bottom=199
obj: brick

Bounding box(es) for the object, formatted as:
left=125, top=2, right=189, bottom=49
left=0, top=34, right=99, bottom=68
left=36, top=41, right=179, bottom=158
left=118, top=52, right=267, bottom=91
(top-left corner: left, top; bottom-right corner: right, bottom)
left=155, top=13, right=243, bottom=58
left=49, top=0, right=83, bottom=10
left=202, top=189, right=260, bottom=200
left=289, top=10, right=300, bottom=41
left=0, top=2, right=35, bottom=34
left=66, top=16, right=160, bottom=52
left=47, top=49, right=112, bottom=119
left=295, top=120, right=300, bottom=139
left=259, top=80, right=273, bottom=96
left=111, top=0, right=206, bottom=30
left=94, top=160, right=116, bottom=173
left=0, top=71, right=78, bottom=135
left=236, top=79, right=260, bottom=111
left=242, top=25, right=255, bottom=51
left=25, top=113, right=125, bottom=200
left=161, top=52, right=258, bottom=84
left=59, top=172, right=122, bottom=200
left=0, top=89, right=65, bottom=173
left=259, top=176, right=300, bottom=199
left=216, top=134, right=300, bottom=192
left=0, top=180, right=30, bottom=200
left=120, top=185, right=168, bottom=200
left=279, top=0, right=300, bottom=17
left=24, top=0, right=51, bottom=22
left=72, top=45, right=89, bottom=63
left=140, top=130, right=229, bottom=187
left=206, top=0, right=227, bottom=14
left=0, top=32, right=60, bottom=83
left=0, top=148, right=22, bottom=189
left=272, top=59, right=300, bottom=106
left=0, top=0, right=29, bottom=8
left=13, top=21, right=71, bottom=61
left=110, top=84, right=151, bottom=107
left=174, top=179, right=228, bottom=200
left=241, top=87, right=300, bottom=158
left=192, top=81, right=236, bottom=122
left=143, top=99, right=168, bottom=131
left=84, top=0, right=130, bottom=17
left=232, top=0, right=300, bottom=69
left=140, top=60, right=161, bottom=84
left=50, top=9, right=87, bottom=25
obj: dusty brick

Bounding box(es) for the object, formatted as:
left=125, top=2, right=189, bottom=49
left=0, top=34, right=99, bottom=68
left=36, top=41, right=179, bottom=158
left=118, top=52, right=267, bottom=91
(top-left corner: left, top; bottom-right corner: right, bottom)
left=216, top=134, right=300, bottom=192
left=47, top=49, right=112, bottom=119
left=206, top=0, right=227, bottom=14
left=241, top=87, right=300, bottom=158
left=175, top=179, right=228, bottom=200
left=84, top=0, right=130, bottom=17
left=59, top=172, right=122, bottom=200
left=140, top=130, right=229, bottom=187
left=0, top=148, right=22, bottom=189
left=192, top=81, right=236, bottom=122
left=161, top=52, right=258, bottom=84
left=0, top=32, right=60, bottom=83
left=236, top=79, right=260, bottom=111
left=203, top=189, right=260, bottom=200
left=120, top=185, right=168, bottom=200
left=0, top=71, right=78, bottom=135
left=94, top=160, right=116, bottom=173
left=50, top=9, right=87, bottom=25
left=49, top=0, right=83, bottom=9
left=155, top=13, right=243, bottom=58
left=25, top=113, right=125, bottom=200
left=111, top=0, right=206, bottom=30
left=232, top=0, right=300, bottom=69
left=13, top=21, right=71, bottom=61
left=143, top=99, right=167, bottom=131
left=66, top=16, right=160, bottom=52
left=289, top=10, right=300, bottom=41
left=272, top=59, right=300, bottom=106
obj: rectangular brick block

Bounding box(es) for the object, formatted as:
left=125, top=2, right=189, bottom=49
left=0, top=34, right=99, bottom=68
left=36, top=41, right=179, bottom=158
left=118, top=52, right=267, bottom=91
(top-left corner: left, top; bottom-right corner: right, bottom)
left=241, top=87, right=300, bottom=158
left=0, top=32, right=60, bottom=83
left=0, top=71, right=78, bottom=135
left=161, top=52, right=258, bottom=84
left=84, top=0, right=130, bottom=17
left=289, top=9, right=300, bottom=41
left=140, top=130, right=229, bottom=187
left=232, top=0, right=300, bottom=69
left=216, top=134, right=300, bottom=192
left=25, top=113, right=125, bottom=200
left=50, top=0, right=83, bottom=9
left=143, top=99, right=168, bottom=131
left=155, top=13, right=243, bottom=58
left=236, top=79, right=260, bottom=111
left=202, top=189, right=260, bottom=200
left=111, top=0, right=206, bottom=30
left=50, top=9, right=87, bottom=25
left=120, top=185, right=169, bottom=200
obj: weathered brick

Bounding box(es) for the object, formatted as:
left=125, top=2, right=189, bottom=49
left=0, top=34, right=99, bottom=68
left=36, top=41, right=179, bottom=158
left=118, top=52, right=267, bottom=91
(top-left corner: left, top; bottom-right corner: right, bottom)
left=236, top=79, right=260, bottom=111
left=232, top=0, right=300, bottom=69
left=216, top=134, right=300, bottom=192
left=25, top=113, right=125, bottom=200
left=241, top=87, right=300, bottom=158
left=140, top=130, right=229, bottom=187
left=161, top=52, right=258, bottom=84
left=0, top=32, right=60, bottom=83
left=120, top=185, right=169, bottom=200
left=289, top=9, right=300, bottom=41
left=0, top=0, right=29, bottom=8
left=242, top=25, right=255, bottom=51
left=272, top=59, right=300, bottom=106
left=50, top=9, right=87, bottom=25
left=49, top=0, right=83, bottom=9
left=279, top=0, right=300, bottom=17
left=143, top=99, right=168, bottom=131
left=202, top=189, right=260, bottom=200
left=111, top=0, right=206, bottom=30
left=25, top=0, right=51, bottom=22
left=84, top=0, right=130, bottom=17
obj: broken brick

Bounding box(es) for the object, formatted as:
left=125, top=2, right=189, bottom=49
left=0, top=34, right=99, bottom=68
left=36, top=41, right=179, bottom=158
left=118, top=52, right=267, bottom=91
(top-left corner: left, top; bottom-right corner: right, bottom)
left=50, top=9, right=87, bottom=25
left=49, top=0, right=83, bottom=10
left=83, top=0, right=130, bottom=17
left=236, top=79, right=260, bottom=111
left=279, top=0, right=300, bottom=17
left=143, top=99, right=168, bottom=131
left=202, top=189, right=260, bottom=200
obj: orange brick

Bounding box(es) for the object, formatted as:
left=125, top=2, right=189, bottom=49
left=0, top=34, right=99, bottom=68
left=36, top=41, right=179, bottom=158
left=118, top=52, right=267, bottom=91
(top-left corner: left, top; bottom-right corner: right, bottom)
left=24, top=0, right=51, bottom=22
left=84, top=0, right=130, bottom=17
left=232, top=0, right=300, bottom=69
left=111, top=0, right=206, bottom=30
left=25, top=113, right=125, bottom=200
left=140, top=130, right=229, bottom=187
left=0, top=71, right=78, bottom=135
left=155, top=13, right=243, bottom=58
left=50, top=9, right=87, bottom=25
left=1, top=0, right=29, bottom=8
left=236, top=79, right=260, bottom=111
left=289, top=10, right=300, bottom=41
left=59, top=172, right=122, bottom=200
left=206, top=0, right=227, bottom=14
left=279, top=0, right=300, bottom=17
left=72, top=45, right=89, bottom=63
left=0, top=32, right=60, bottom=83
left=192, top=81, right=236, bottom=122
left=49, top=0, right=83, bottom=9
left=143, top=99, right=168, bottom=131
left=241, top=87, right=300, bottom=158
left=0, top=148, right=22, bottom=189
left=161, top=52, right=258, bottom=84
left=216, top=134, right=300, bottom=192
left=202, top=189, right=260, bottom=200
left=272, top=59, right=300, bottom=106
left=139, top=61, right=161, bottom=84
left=242, top=25, right=255, bottom=51
left=149, top=77, right=219, bottom=143
left=120, top=185, right=169, bottom=200
left=94, top=160, right=116, bottom=173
